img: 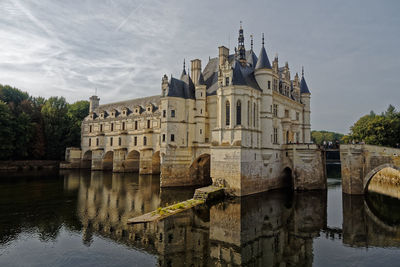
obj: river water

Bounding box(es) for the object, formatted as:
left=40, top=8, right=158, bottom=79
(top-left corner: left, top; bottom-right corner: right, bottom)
left=0, top=170, right=400, bottom=266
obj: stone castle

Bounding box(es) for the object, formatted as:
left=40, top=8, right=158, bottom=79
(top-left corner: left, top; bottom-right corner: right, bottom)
left=63, top=25, right=326, bottom=196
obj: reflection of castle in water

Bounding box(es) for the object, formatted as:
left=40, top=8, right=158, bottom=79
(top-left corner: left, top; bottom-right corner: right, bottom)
left=60, top=171, right=400, bottom=266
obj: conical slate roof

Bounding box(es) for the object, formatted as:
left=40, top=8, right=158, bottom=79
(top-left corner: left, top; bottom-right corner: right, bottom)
left=300, top=76, right=310, bottom=94
left=255, top=45, right=272, bottom=70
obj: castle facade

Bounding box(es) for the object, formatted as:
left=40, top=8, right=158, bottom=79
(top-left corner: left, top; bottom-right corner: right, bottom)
left=64, top=25, right=325, bottom=196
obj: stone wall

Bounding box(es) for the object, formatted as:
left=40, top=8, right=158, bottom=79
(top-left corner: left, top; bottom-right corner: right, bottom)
left=340, top=144, right=400, bottom=195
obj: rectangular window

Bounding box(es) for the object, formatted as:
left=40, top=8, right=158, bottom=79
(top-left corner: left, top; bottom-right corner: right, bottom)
left=268, top=81, right=271, bottom=89
left=225, top=77, right=229, bottom=86
left=111, top=123, right=114, bottom=131
left=171, top=110, right=175, bottom=118
left=273, top=104, right=278, bottom=117
left=200, top=129, right=202, bottom=135
left=89, top=138, right=91, bottom=146
left=118, top=137, right=121, bottom=146
left=163, top=110, right=166, bottom=118
left=171, top=134, right=175, bottom=142
left=96, top=138, right=99, bottom=146
left=143, top=136, right=147, bottom=146
left=147, top=120, right=151, bottom=128
left=100, top=124, right=103, bottom=132
left=134, top=136, right=137, bottom=146
left=135, top=121, right=138, bottom=130
left=162, top=134, right=166, bottom=142
left=273, top=128, right=278, bottom=144
left=89, top=125, right=92, bottom=133
left=122, top=122, right=125, bottom=130
left=110, top=137, right=113, bottom=146
left=285, top=109, right=289, bottom=118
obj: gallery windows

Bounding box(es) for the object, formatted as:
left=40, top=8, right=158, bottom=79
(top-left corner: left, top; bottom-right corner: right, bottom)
left=225, top=101, right=230, bottom=126
left=236, top=100, right=241, bottom=125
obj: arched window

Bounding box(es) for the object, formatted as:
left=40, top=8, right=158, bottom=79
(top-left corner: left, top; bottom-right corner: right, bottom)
left=236, top=100, right=241, bottom=125
left=225, top=101, right=230, bottom=126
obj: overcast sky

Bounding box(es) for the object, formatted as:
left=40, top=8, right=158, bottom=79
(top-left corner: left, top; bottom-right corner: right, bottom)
left=0, top=0, right=399, bottom=133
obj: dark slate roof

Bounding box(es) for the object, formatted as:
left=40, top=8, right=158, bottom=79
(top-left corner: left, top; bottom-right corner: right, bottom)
left=91, top=95, right=160, bottom=118
left=255, top=46, right=272, bottom=70
left=167, top=75, right=195, bottom=99
left=300, top=76, right=310, bottom=94
left=202, top=52, right=262, bottom=96
left=203, top=57, right=219, bottom=95
left=198, top=72, right=205, bottom=85
left=232, top=60, right=247, bottom=85
left=246, top=50, right=258, bottom=68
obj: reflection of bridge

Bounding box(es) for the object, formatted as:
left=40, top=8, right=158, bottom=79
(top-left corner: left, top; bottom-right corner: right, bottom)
left=340, top=144, right=400, bottom=195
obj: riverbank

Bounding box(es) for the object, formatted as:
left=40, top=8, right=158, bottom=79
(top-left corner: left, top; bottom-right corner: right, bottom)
left=0, top=160, right=59, bottom=172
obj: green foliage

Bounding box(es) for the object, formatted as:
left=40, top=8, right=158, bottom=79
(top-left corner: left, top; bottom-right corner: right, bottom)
left=0, top=84, right=89, bottom=160
left=346, top=105, right=400, bottom=147
left=311, top=130, right=344, bottom=145
left=0, top=101, right=15, bottom=159
left=67, top=101, right=89, bottom=147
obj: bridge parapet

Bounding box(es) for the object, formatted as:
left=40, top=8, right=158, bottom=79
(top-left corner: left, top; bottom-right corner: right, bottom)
left=340, top=144, right=400, bottom=194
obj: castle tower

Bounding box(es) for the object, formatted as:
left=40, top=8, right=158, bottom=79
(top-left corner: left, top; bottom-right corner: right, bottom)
left=300, top=67, right=311, bottom=143
left=254, top=34, right=274, bottom=148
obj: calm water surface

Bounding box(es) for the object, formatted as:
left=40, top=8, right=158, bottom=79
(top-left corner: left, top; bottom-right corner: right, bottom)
left=0, top=170, right=400, bottom=266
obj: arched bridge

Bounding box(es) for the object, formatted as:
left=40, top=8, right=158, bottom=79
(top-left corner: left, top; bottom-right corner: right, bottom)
left=340, top=144, right=400, bottom=195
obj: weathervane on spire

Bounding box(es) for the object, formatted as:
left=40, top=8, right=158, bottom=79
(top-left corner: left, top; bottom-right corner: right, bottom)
left=183, top=59, right=186, bottom=70
left=262, top=33, right=265, bottom=46
left=302, top=66, right=304, bottom=77
left=240, top=20, right=242, bottom=29
left=250, top=34, right=253, bottom=50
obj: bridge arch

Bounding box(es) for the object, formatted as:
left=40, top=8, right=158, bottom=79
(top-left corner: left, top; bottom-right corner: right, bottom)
left=363, top=163, right=400, bottom=193
left=102, top=151, right=114, bottom=171
left=82, top=150, right=92, bottom=169
left=189, top=154, right=212, bottom=186
left=281, top=166, right=294, bottom=189
left=125, top=150, right=140, bottom=172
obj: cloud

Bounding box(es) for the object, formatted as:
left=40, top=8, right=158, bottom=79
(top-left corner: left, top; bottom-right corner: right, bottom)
left=0, top=0, right=399, bottom=133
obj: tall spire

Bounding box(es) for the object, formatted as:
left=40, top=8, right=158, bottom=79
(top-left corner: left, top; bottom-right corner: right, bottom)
left=237, top=21, right=246, bottom=63
left=180, top=59, right=187, bottom=79
left=255, top=33, right=272, bottom=70
left=262, top=33, right=265, bottom=46
left=300, top=66, right=310, bottom=94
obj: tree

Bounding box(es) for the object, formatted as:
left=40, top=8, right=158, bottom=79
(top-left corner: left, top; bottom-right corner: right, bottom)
left=66, top=100, right=89, bottom=147
left=41, top=97, right=70, bottom=160
left=311, top=130, right=344, bottom=145
left=0, top=101, right=15, bottom=159
left=347, top=105, right=400, bottom=147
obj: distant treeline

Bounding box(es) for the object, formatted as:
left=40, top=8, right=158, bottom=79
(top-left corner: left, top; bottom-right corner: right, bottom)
left=342, top=105, right=400, bottom=147
left=0, top=84, right=89, bottom=160
left=311, top=130, right=344, bottom=145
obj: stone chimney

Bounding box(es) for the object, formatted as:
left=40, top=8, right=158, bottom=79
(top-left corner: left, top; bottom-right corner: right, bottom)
left=218, top=46, right=229, bottom=67
left=89, top=95, right=100, bottom=113
left=191, top=59, right=202, bottom=86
